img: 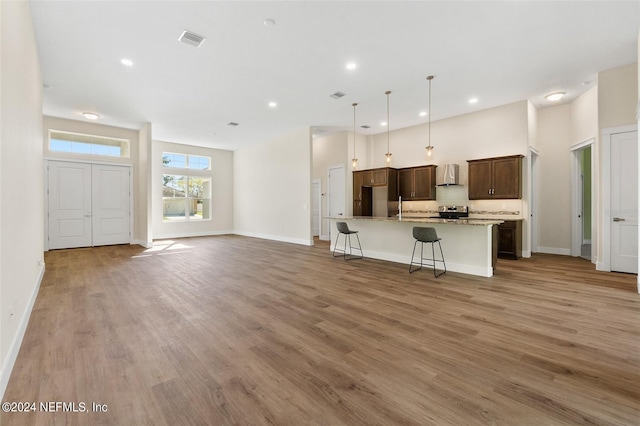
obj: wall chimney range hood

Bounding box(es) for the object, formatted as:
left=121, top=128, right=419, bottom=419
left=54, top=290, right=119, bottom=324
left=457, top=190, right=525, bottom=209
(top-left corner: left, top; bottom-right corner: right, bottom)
left=437, top=164, right=460, bottom=186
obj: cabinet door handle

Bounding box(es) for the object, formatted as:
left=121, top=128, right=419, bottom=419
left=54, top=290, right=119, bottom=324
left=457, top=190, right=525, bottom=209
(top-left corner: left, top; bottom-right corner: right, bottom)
left=613, top=217, right=625, bottom=222
left=488, top=189, right=491, bottom=194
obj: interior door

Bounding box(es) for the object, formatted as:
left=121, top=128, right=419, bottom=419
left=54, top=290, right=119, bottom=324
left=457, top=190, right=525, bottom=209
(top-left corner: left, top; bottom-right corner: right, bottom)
left=92, top=164, right=130, bottom=246
left=328, top=166, right=345, bottom=218
left=311, top=180, right=320, bottom=237
left=48, top=161, right=92, bottom=249
left=610, top=131, right=638, bottom=273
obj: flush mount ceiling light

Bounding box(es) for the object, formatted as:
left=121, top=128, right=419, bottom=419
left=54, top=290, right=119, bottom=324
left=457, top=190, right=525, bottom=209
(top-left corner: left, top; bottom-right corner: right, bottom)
left=425, top=75, right=435, bottom=160
left=82, top=112, right=99, bottom=120
left=268, top=101, right=277, bottom=108
left=469, top=98, right=478, bottom=104
left=352, top=102, right=358, bottom=170
left=120, top=58, right=133, bottom=67
left=545, top=92, right=565, bottom=102
left=384, top=90, right=392, bottom=165
left=263, top=18, right=276, bottom=27
left=346, top=62, right=357, bottom=70
left=419, top=111, right=427, bottom=117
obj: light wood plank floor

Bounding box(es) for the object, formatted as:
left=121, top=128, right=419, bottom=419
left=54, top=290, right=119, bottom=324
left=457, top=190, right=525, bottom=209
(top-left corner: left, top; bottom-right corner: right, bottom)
left=2, top=236, right=639, bottom=425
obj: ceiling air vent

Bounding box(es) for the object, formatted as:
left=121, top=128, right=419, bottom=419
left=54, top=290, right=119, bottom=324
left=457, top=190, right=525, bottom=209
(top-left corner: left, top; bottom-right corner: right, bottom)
left=227, top=122, right=239, bottom=126
left=329, top=91, right=346, bottom=99
left=179, top=30, right=206, bottom=48
left=361, top=125, right=371, bottom=129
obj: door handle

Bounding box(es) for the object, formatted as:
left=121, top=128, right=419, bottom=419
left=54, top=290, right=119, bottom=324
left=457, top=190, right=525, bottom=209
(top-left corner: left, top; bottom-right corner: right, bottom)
left=613, top=217, right=625, bottom=222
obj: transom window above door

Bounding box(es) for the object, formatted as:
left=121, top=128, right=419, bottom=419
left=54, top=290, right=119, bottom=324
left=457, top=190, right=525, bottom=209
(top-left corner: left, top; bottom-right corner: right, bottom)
left=49, top=130, right=130, bottom=158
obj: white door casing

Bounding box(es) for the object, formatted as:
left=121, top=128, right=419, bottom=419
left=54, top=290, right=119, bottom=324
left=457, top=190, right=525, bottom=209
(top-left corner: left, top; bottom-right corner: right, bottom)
left=570, top=139, right=594, bottom=260
left=48, top=161, right=92, bottom=249
left=610, top=131, right=638, bottom=273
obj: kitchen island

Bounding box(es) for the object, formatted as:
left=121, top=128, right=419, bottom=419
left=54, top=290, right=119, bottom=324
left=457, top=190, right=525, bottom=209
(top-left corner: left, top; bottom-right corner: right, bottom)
left=329, top=216, right=503, bottom=277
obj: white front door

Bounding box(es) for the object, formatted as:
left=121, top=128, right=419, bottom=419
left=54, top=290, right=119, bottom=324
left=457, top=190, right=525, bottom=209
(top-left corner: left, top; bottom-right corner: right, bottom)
left=48, top=161, right=130, bottom=249
left=610, top=131, right=638, bottom=273
left=48, top=161, right=92, bottom=249
left=92, top=164, right=131, bottom=246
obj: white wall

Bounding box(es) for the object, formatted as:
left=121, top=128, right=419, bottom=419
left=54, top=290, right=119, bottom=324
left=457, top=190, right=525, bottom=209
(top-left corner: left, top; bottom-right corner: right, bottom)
left=152, top=140, right=233, bottom=239
left=368, top=101, right=529, bottom=222
left=42, top=116, right=147, bottom=245
left=0, top=0, right=45, bottom=398
left=537, top=104, right=573, bottom=254
left=234, top=127, right=312, bottom=246
left=136, top=123, right=153, bottom=247
left=312, top=132, right=358, bottom=239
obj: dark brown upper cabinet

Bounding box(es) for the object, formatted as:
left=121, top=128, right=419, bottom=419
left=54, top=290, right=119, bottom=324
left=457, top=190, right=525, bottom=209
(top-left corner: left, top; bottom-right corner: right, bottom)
left=467, top=155, right=523, bottom=199
left=399, top=165, right=437, bottom=201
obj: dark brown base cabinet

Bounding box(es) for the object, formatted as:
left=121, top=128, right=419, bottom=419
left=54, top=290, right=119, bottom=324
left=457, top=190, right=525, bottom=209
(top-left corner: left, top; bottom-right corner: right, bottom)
left=497, top=220, right=522, bottom=259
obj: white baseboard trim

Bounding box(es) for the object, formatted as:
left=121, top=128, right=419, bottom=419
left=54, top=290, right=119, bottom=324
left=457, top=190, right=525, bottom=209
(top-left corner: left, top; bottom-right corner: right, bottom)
left=537, top=246, right=571, bottom=256
left=320, top=233, right=330, bottom=241
left=131, top=239, right=153, bottom=248
left=351, top=248, right=494, bottom=278
left=153, top=230, right=234, bottom=240
left=0, top=263, right=45, bottom=401
left=234, top=231, right=313, bottom=247
left=521, top=250, right=531, bottom=258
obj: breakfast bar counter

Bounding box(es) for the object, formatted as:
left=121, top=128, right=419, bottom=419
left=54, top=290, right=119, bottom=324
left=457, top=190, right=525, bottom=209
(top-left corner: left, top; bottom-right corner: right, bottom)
left=328, top=216, right=503, bottom=277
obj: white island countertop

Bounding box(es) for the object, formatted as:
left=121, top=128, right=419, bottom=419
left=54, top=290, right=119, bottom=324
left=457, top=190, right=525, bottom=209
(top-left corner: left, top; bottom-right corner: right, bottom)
left=328, top=216, right=501, bottom=277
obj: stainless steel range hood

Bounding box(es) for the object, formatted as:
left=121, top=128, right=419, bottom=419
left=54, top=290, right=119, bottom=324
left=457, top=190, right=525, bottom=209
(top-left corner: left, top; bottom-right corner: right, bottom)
left=437, top=164, right=459, bottom=186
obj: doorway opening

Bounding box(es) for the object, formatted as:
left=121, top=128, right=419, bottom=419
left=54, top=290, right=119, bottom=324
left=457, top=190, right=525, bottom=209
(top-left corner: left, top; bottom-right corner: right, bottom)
left=570, top=140, right=594, bottom=262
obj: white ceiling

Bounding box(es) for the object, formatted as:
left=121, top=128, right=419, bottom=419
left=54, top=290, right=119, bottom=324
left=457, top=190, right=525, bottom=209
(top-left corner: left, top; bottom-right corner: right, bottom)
left=30, top=1, right=639, bottom=151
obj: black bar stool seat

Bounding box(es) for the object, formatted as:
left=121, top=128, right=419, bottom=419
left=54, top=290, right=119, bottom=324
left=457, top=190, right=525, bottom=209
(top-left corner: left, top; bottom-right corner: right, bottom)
left=409, top=226, right=446, bottom=277
left=332, top=222, right=363, bottom=260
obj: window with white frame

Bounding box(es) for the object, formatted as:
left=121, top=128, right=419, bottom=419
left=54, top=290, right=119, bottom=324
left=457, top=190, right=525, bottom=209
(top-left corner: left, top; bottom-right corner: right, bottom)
left=162, top=152, right=211, bottom=170
left=162, top=152, right=212, bottom=222
left=49, top=130, right=130, bottom=158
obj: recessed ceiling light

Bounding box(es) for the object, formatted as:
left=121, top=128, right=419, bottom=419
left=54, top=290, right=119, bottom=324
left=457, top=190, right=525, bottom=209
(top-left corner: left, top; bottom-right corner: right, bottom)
left=264, top=18, right=276, bottom=27
left=419, top=111, right=427, bottom=117
left=82, top=112, right=99, bottom=120
left=469, top=98, right=478, bottom=104
left=268, top=102, right=277, bottom=108
left=120, top=58, right=133, bottom=67
left=545, top=92, right=565, bottom=102
left=380, top=121, right=387, bottom=126
left=346, top=62, right=357, bottom=70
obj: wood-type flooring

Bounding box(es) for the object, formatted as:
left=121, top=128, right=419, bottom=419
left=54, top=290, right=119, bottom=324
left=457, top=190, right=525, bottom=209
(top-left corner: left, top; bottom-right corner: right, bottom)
left=2, top=235, right=639, bottom=425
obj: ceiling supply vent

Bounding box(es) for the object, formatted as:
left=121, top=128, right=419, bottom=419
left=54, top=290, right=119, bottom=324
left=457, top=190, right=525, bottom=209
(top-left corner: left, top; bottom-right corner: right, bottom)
left=360, top=125, right=370, bottom=129
left=227, top=122, right=239, bottom=126
left=329, top=91, right=346, bottom=99
left=179, top=30, right=206, bottom=48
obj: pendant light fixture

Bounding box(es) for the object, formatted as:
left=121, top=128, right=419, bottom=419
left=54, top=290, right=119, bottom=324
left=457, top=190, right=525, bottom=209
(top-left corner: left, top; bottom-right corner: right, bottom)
left=351, top=103, right=358, bottom=170
left=425, top=75, right=435, bottom=160
left=385, top=90, right=392, bottom=165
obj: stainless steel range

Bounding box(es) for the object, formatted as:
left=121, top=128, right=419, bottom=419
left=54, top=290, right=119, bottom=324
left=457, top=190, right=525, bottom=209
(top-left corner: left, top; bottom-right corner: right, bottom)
left=438, top=205, right=469, bottom=219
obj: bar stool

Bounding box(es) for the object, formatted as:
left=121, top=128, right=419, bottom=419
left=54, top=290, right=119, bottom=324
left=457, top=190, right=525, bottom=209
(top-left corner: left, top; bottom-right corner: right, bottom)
left=332, top=222, right=363, bottom=260
left=409, top=227, right=446, bottom=277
